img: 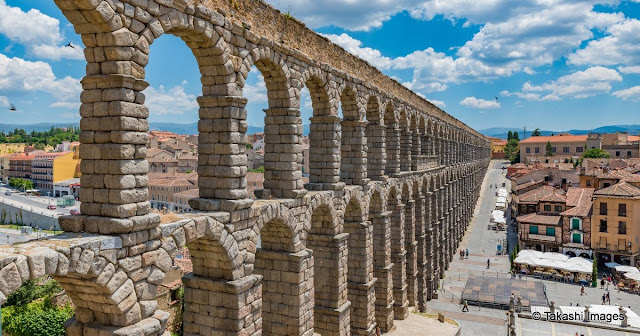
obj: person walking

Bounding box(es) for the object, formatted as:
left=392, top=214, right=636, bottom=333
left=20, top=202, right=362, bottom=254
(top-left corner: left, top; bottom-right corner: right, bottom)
left=466, top=249, right=469, bottom=259
left=580, top=285, right=586, bottom=296
left=600, top=278, right=605, bottom=289
left=462, top=300, right=469, bottom=312
left=602, top=294, right=606, bottom=305
left=487, top=259, right=490, bottom=269
left=606, top=292, right=610, bottom=304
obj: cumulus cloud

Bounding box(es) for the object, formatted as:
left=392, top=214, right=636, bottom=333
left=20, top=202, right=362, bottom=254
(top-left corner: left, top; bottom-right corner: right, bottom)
left=613, top=86, right=640, bottom=101
left=510, top=67, right=622, bottom=100
left=0, top=95, right=8, bottom=107
left=322, top=33, right=393, bottom=69
left=428, top=99, right=446, bottom=108
left=144, top=81, right=199, bottom=115
left=569, top=19, right=640, bottom=66
left=243, top=73, right=268, bottom=103
left=0, top=0, right=83, bottom=60
left=618, top=66, right=640, bottom=74
left=0, top=53, right=81, bottom=106
left=460, top=96, right=500, bottom=109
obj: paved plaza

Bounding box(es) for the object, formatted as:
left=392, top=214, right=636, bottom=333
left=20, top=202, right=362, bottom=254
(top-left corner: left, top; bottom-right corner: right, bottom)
left=462, top=275, right=548, bottom=309
left=425, top=160, right=640, bottom=336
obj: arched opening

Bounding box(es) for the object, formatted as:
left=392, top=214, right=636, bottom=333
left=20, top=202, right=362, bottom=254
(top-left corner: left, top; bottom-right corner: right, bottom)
left=565, top=251, right=577, bottom=257
left=399, top=110, right=412, bottom=172
left=307, top=204, right=350, bottom=335
left=384, top=104, right=400, bottom=176
left=411, top=114, right=422, bottom=171
left=304, top=74, right=341, bottom=191
left=254, top=217, right=313, bottom=335
left=343, top=197, right=376, bottom=334
left=368, top=190, right=394, bottom=332
left=366, top=96, right=385, bottom=181
left=389, top=185, right=408, bottom=319
left=340, top=87, right=366, bottom=185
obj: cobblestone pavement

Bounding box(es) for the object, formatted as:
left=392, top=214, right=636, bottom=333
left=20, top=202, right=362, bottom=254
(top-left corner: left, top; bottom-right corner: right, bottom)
left=517, top=318, right=634, bottom=336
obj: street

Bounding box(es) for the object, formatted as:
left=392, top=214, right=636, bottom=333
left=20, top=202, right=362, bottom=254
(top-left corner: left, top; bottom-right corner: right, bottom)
left=0, top=185, right=80, bottom=216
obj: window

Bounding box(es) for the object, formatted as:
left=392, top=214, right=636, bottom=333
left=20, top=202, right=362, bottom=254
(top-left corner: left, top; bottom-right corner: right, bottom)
left=619, top=221, right=627, bottom=235
left=552, top=147, right=557, bottom=153
left=628, top=151, right=632, bottom=158
left=526, top=147, right=531, bottom=154
left=600, top=219, right=608, bottom=233
left=586, top=180, right=592, bottom=187
left=535, top=147, right=540, bottom=154
left=529, top=226, right=538, bottom=234
left=546, top=227, right=555, bottom=236
left=571, top=218, right=581, bottom=230
left=576, top=147, right=583, bottom=153
left=619, top=203, right=627, bottom=217
left=544, top=205, right=551, bottom=211
left=603, top=182, right=611, bottom=188
left=572, top=233, right=582, bottom=244
left=563, top=147, right=570, bottom=153
left=616, top=151, right=620, bottom=157
left=600, top=202, right=607, bottom=215
left=554, top=205, right=563, bottom=212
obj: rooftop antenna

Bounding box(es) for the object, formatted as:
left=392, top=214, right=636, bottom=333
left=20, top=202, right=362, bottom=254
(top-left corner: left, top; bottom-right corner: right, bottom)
left=523, top=126, right=526, bottom=139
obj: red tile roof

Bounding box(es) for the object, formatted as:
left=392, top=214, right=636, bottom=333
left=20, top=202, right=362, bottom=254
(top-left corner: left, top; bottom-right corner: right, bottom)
left=594, top=182, right=640, bottom=197
left=517, top=213, right=561, bottom=225
left=519, top=134, right=588, bottom=144
left=562, top=188, right=594, bottom=217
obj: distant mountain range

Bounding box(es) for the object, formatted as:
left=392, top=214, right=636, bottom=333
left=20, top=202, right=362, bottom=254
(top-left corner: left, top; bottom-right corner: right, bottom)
left=479, top=125, right=640, bottom=140
left=0, top=123, right=79, bottom=133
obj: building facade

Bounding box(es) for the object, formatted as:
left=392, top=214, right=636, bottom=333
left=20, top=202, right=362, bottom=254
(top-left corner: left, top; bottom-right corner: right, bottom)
left=519, top=134, right=588, bottom=164
left=31, top=151, right=80, bottom=194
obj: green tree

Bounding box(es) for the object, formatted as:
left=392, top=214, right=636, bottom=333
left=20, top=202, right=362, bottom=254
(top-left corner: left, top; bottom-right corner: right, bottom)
left=504, top=139, right=520, bottom=164
left=513, top=131, right=520, bottom=141
left=582, top=148, right=610, bottom=159
left=545, top=141, right=553, bottom=156
left=507, top=131, right=513, bottom=141
left=592, top=257, right=598, bottom=287
left=531, top=128, right=542, bottom=136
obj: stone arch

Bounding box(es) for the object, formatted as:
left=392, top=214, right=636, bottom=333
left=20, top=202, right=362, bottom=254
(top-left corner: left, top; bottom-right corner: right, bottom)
left=0, top=235, right=169, bottom=333
left=384, top=103, right=400, bottom=175
left=366, top=94, right=386, bottom=181
left=339, top=85, right=367, bottom=185
left=244, top=47, right=294, bottom=108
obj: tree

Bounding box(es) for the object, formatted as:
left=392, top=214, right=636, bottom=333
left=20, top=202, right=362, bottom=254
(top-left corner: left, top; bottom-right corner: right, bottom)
left=513, top=131, right=520, bottom=141
left=507, top=131, right=513, bottom=141
left=545, top=141, right=553, bottom=156
left=504, top=139, right=520, bottom=164
left=592, top=257, right=598, bottom=287
left=582, top=148, right=610, bottom=159
left=531, top=128, right=542, bottom=136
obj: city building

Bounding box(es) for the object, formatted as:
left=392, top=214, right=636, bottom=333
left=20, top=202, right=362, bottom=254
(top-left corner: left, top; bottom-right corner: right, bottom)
left=489, top=136, right=507, bottom=159
left=519, top=134, right=588, bottom=164
left=148, top=173, right=198, bottom=212
left=560, top=188, right=594, bottom=258
left=0, top=154, right=11, bottom=183
left=30, top=151, right=81, bottom=195
left=591, top=182, right=640, bottom=267
left=587, top=132, right=640, bottom=158
left=8, top=153, right=35, bottom=180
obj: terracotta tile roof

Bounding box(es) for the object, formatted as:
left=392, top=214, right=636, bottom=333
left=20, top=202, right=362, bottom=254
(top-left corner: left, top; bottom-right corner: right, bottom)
left=594, top=182, right=640, bottom=197
left=174, top=188, right=199, bottom=198
left=517, top=186, right=559, bottom=204
left=539, top=191, right=567, bottom=203
left=562, top=188, right=594, bottom=217
left=516, top=213, right=561, bottom=225
left=516, top=180, right=544, bottom=191
left=148, top=178, right=195, bottom=187
left=519, top=134, right=588, bottom=144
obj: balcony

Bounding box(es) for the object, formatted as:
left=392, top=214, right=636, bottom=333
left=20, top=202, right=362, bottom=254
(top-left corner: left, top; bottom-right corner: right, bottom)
left=526, top=234, right=558, bottom=243
left=416, top=155, right=439, bottom=170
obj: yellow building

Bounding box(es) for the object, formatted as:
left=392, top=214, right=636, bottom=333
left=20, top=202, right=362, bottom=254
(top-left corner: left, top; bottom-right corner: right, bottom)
left=489, top=137, right=507, bottom=159
left=591, top=182, right=640, bottom=267
left=31, top=151, right=80, bottom=194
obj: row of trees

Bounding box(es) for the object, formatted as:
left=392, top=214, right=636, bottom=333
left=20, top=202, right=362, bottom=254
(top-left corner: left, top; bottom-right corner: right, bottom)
left=0, top=127, right=79, bottom=149
left=9, top=177, right=34, bottom=191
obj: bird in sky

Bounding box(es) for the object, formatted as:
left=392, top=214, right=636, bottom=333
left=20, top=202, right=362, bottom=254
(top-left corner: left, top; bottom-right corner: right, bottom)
left=9, top=104, right=16, bottom=111
left=66, top=42, right=74, bottom=49
left=495, top=96, right=499, bottom=101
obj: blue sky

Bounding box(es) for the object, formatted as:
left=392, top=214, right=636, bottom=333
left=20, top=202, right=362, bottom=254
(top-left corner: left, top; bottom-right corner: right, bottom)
left=1, top=0, right=640, bottom=131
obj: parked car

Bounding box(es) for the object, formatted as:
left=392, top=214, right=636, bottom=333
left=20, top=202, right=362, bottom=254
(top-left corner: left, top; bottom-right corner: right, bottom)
left=70, top=210, right=80, bottom=215
left=47, top=205, right=57, bottom=210
left=5, top=191, right=10, bottom=196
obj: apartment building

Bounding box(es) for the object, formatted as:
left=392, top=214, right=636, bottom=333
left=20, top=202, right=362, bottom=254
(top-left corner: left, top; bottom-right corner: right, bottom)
left=519, top=134, right=588, bottom=164
left=30, top=151, right=80, bottom=194
left=8, top=153, right=34, bottom=180
left=591, top=182, right=640, bottom=267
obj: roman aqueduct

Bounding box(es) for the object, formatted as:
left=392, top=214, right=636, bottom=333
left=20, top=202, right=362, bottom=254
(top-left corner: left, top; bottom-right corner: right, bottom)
left=0, top=0, right=491, bottom=335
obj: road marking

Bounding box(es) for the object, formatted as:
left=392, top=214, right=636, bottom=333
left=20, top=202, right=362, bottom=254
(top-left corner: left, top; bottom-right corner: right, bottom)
left=551, top=322, right=556, bottom=336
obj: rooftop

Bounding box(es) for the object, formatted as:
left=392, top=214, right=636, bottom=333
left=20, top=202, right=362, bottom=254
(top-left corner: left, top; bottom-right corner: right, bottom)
left=517, top=213, right=562, bottom=225
left=519, top=134, right=588, bottom=144
left=594, top=182, right=640, bottom=198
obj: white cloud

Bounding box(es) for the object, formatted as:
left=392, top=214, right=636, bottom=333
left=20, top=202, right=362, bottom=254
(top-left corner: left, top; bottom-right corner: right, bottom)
left=144, top=81, right=198, bottom=115
left=613, top=86, right=640, bottom=101
left=0, top=53, right=81, bottom=105
left=243, top=73, right=268, bottom=103
left=569, top=19, right=640, bottom=66
left=0, top=96, right=7, bottom=106
left=0, top=0, right=83, bottom=60
left=619, top=66, right=640, bottom=74
left=515, top=66, right=622, bottom=100
left=322, top=33, right=393, bottom=70
left=428, top=99, right=446, bottom=108
left=50, top=101, right=81, bottom=109
left=460, top=96, right=500, bottom=109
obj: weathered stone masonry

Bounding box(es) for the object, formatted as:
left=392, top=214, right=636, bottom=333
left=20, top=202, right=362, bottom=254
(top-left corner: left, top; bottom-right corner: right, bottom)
left=0, top=0, right=490, bottom=335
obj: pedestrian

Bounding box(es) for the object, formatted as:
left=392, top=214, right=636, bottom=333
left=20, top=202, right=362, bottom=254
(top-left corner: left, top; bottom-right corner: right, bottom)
left=602, top=294, right=606, bottom=305
left=580, top=285, right=585, bottom=296
left=606, top=292, right=610, bottom=304
left=600, top=278, right=605, bottom=289
left=462, top=300, right=469, bottom=312
left=487, top=259, right=490, bottom=269
left=466, top=249, right=469, bottom=259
